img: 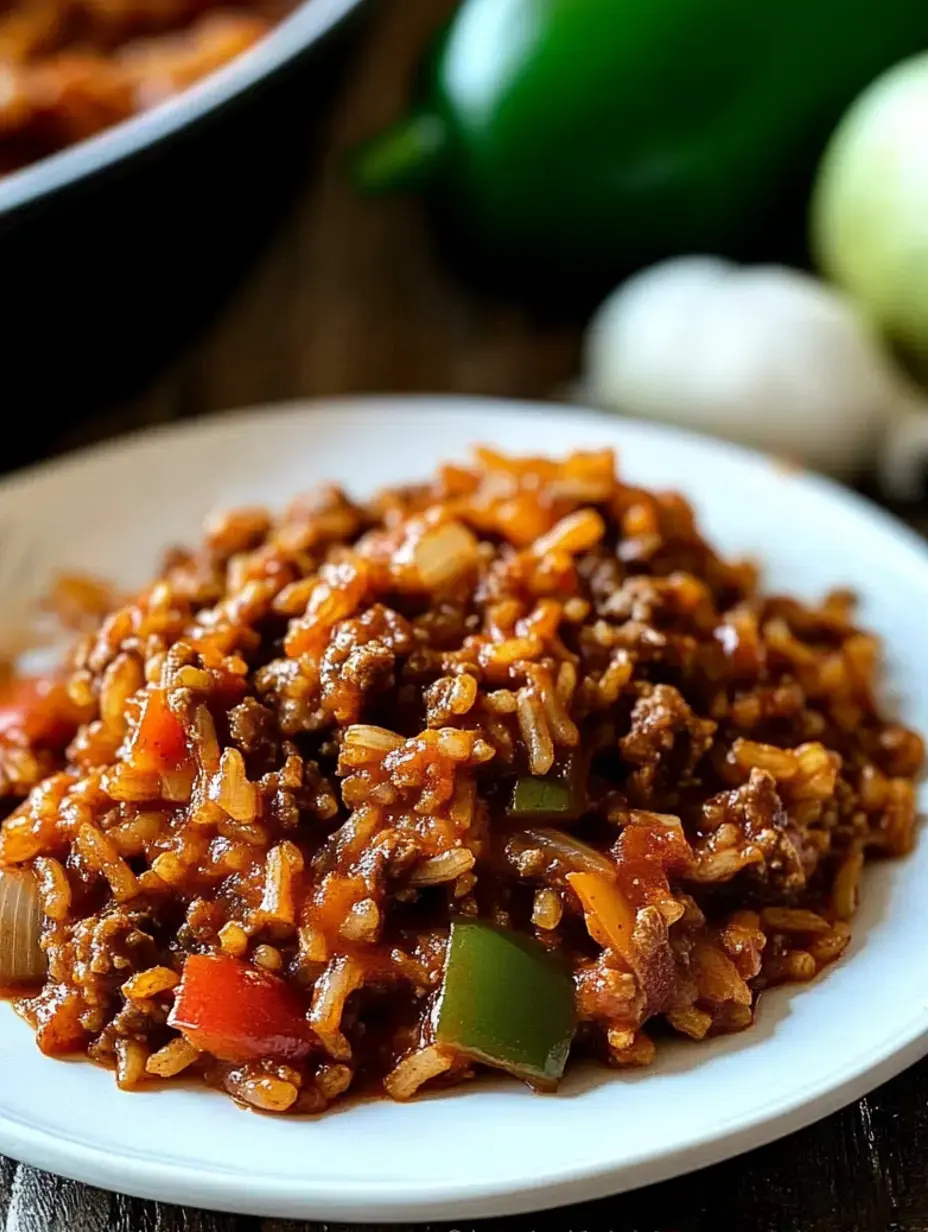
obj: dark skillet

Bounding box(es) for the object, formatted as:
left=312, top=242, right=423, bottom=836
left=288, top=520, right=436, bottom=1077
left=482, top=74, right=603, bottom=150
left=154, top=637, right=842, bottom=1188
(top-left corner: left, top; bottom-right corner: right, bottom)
left=1, top=0, right=369, bottom=449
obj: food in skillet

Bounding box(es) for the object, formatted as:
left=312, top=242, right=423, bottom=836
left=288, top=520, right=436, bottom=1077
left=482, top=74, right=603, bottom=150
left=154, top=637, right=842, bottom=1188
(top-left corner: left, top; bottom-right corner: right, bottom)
left=0, top=0, right=291, bottom=175
left=0, top=448, right=921, bottom=1113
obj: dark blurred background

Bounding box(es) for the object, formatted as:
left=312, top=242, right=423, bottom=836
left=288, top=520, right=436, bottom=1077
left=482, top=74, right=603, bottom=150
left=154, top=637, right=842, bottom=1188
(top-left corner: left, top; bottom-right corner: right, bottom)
left=6, top=0, right=581, bottom=467
left=9, top=0, right=927, bottom=501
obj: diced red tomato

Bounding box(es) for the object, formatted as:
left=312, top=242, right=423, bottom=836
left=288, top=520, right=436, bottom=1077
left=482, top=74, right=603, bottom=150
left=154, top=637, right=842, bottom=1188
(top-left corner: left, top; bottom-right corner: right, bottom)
left=0, top=676, right=78, bottom=746
left=168, top=954, right=312, bottom=1063
left=129, top=688, right=188, bottom=771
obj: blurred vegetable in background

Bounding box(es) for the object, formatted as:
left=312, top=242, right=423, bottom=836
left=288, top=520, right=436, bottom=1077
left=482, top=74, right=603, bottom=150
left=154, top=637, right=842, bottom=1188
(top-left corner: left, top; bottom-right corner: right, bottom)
left=355, top=0, right=928, bottom=282
left=812, top=51, right=928, bottom=363
left=580, top=258, right=928, bottom=498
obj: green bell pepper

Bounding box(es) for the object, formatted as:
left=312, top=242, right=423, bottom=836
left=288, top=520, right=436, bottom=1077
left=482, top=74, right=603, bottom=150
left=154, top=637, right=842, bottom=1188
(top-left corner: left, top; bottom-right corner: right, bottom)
left=509, top=775, right=575, bottom=819
left=356, top=0, right=928, bottom=280
left=434, top=918, right=576, bottom=1087
left=508, top=750, right=588, bottom=822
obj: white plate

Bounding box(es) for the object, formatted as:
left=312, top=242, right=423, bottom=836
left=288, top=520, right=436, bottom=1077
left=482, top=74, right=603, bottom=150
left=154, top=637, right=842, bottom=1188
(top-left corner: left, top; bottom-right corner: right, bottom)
left=0, top=397, right=926, bottom=1222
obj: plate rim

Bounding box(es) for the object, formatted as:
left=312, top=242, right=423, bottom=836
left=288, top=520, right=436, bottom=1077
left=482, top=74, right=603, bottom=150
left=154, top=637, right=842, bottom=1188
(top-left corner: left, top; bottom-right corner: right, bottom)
left=0, top=1018, right=927, bottom=1220
left=0, top=394, right=926, bottom=1221
left=8, top=392, right=928, bottom=565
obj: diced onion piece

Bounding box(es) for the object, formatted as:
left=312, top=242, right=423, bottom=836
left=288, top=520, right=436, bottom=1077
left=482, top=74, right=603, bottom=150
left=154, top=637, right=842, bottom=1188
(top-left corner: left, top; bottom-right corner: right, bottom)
left=338, top=899, right=382, bottom=943
left=0, top=868, right=46, bottom=985
left=210, top=747, right=259, bottom=823
left=408, top=849, right=475, bottom=886
left=517, top=827, right=617, bottom=880
left=412, top=522, right=479, bottom=589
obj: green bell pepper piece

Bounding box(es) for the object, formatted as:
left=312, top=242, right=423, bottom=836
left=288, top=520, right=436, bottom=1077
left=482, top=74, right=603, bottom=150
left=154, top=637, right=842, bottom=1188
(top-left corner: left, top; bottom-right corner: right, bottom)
left=508, top=751, right=587, bottom=821
left=356, top=0, right=928, bottom=279
left=508, top=770, right=586, bottom=823
left=509, top=775, right=574, bottom=818
left=434, top=918, right=576, bottom=1087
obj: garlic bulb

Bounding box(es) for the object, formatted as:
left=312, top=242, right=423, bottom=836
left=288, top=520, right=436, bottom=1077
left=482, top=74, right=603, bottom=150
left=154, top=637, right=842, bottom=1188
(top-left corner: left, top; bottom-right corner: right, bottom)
left=582, top=256, right=928, bottom=496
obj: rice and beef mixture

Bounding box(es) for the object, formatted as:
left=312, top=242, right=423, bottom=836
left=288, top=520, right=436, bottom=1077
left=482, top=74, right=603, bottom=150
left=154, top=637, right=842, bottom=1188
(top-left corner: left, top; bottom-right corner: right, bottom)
left=0, top=448, right=922, bottom=1113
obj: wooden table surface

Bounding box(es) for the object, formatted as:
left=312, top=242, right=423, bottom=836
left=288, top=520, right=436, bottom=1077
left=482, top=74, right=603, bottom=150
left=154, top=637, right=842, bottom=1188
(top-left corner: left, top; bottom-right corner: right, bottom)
left=7, top=1, right=928, bottom=1229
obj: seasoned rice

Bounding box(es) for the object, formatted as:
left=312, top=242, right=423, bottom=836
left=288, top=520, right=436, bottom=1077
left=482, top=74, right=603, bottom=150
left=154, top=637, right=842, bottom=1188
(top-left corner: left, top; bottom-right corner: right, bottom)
left=0, top=447, right=922, bottom=1111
